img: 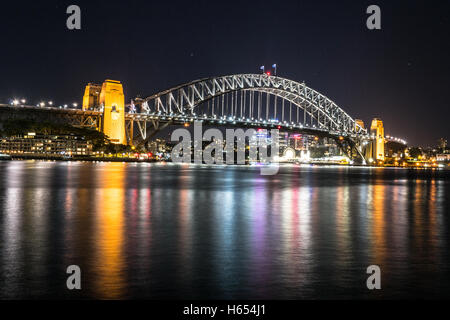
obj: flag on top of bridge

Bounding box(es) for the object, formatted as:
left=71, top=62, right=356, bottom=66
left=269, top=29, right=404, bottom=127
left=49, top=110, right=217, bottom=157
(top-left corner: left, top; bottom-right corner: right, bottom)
left=272, top=64, right=276, bottom=68
left=260, top=65, right=264, bottom=70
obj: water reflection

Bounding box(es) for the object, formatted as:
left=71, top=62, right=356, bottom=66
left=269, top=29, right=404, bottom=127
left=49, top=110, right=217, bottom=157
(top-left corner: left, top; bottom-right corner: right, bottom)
left=1, top=163, right=24, bottom=298
left=93, top=163, right=126, bottom=299
left=372, top=181, right=386, bottom=266
left=0, top=162, right=449, bottom=299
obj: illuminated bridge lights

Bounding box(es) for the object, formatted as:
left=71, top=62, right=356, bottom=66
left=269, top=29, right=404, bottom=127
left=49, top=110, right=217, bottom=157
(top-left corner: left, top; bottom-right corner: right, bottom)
left=1, top=73, right=398, bottom=163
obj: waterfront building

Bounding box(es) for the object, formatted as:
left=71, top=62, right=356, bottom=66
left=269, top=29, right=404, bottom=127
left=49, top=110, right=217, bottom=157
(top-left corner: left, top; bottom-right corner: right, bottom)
left=279, top=132, right=289, bottom=149
left=0, top=133, right=93, bottom=156
left=289, top=134, right=305, bottom=150
left=436, top=153, right=450, bottom=162
left=147, top=139, right=169, bottom=155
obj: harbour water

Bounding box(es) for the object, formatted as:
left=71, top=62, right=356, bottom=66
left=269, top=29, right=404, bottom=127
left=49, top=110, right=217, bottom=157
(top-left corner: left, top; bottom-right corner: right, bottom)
left=0, top=161, right=449, bottom=299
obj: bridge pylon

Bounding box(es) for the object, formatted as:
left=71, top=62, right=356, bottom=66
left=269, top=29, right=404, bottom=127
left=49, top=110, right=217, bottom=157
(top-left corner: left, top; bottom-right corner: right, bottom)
left=99, top=80, right=126, bottom=145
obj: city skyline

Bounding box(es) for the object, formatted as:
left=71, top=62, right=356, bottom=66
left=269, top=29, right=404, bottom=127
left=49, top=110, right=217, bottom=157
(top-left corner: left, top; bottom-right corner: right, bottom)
left=0, top=0, right=449, bottom=146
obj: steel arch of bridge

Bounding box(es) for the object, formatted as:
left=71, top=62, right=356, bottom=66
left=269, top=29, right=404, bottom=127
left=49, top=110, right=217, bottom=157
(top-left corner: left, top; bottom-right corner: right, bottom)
left=134, top=74, right=366, bottom=136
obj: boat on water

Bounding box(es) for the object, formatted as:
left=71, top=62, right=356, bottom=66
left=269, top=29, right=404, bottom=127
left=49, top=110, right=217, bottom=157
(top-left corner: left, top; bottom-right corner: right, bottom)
left=0, top=153, right=12, bottom=160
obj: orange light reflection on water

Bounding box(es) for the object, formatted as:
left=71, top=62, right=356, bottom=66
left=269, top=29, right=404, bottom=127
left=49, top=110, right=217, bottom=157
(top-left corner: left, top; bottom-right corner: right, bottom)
left=372, top=181, right=386, bottom=266
left=93, top=163, right=126, bottom=299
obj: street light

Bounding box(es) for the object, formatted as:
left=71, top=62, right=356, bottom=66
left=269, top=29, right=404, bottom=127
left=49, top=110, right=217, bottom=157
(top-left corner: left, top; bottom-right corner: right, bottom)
left=73, top=103, right=78, bottom=107
left=48, top=101, right=53, bottom=106
left=40, top=102, right=45, bottom=107
left=21, top=99, right=26, bottom=104
left=12, top=99, right=19, bottom=106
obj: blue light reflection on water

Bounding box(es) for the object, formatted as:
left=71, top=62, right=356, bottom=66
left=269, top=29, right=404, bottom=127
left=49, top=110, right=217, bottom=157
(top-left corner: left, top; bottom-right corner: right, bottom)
left=0, top=161, right=449, bottom=299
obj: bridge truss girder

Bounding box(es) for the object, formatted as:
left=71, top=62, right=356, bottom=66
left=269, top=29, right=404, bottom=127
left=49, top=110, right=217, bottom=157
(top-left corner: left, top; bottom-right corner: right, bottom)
left=0, top=105, right=102, bottom=130
left=134, top=74, right=366, bottom=136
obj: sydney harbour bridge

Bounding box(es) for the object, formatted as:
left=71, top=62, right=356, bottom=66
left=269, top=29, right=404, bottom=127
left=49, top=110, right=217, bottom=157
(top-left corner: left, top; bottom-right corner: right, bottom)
left=0, top=73, right=401, bottom=163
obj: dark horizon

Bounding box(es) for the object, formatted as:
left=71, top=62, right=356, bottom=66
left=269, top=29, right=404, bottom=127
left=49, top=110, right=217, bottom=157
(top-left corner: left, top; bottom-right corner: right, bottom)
left=0, top=0, right=449, bottom=146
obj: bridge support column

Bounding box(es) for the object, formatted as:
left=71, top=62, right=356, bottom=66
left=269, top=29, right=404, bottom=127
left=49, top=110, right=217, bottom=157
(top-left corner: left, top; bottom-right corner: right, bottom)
left=100, top=80, right=126, bottom=144
left=125, top=119, right=134, bottom=146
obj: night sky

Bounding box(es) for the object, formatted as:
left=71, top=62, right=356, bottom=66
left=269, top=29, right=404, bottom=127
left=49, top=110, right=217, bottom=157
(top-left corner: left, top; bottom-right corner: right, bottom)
left=1, top=0, right=449, bottom=146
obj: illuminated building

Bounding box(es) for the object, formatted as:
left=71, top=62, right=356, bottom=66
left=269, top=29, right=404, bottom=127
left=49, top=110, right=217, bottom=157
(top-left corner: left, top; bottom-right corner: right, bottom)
left=0, top=133, right=93, bottom=156
left=278, top=132, right=289, bottom=148
left=147, top=139, right=169, bottom=155
left=99, top=80, right=126, bottom=145
left=289, top=134, right=305, bottom=150
left=82, top=83, right=102, bottom=111
left=436, top=153, right=450, bottom=162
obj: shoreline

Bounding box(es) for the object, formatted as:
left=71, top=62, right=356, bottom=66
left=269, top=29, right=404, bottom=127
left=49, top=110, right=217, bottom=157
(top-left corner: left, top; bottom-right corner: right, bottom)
left=2, top=155, right=158, bottom=163
left=1, top=156, right=448, bottom=169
